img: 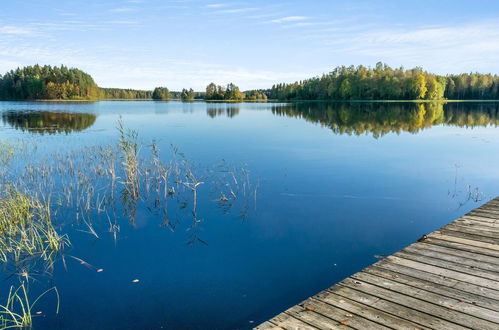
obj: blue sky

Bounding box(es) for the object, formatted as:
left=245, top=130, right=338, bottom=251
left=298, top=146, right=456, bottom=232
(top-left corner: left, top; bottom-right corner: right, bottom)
left=1, top=0, right=499, bottom=90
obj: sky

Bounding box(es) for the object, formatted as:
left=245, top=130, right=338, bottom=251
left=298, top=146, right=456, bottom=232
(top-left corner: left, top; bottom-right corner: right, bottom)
left=1, top=0, right=499, bottom=90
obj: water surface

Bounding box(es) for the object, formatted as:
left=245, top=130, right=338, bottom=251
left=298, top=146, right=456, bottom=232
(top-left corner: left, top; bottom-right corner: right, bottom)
left=0, top=101, right=498, bottom=329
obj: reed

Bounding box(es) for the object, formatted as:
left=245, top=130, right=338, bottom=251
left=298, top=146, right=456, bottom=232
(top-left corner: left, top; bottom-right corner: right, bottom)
left=0, top=282, right=59, bottom=329
left=0, top=189, right=70, bottom=269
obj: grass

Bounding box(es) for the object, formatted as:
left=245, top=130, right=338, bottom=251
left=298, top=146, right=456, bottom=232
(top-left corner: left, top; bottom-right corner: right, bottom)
left=1, top=119, right=256, bottom=246
left=0, top=282, right=59, bottom=329
left=0, top=119, right=256, bottom=258
left=0, top=189, right=70, bottom=269
left=117, top=117, right=140, bottom=203
left=0, top=118, right=258, bottom=326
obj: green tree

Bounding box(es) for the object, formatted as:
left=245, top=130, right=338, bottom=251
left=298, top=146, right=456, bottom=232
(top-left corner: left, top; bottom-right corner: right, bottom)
left=181, top=88, right=195, bottom=102
left=0, top=65, right=100, bottom=100
left=152, top=87, right=171, bottom=101
left=410, top=73, right=427, bottom=99
left=205, top=83, right=217, bottom=100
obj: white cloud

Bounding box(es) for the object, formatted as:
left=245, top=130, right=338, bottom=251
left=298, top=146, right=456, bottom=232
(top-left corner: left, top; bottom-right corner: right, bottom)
left=270, top=16, right=308, bottom=24
left=110, top=7, right=136, bottom=12
left=0, top=26, right=36, bottom=36
left=315, top=20, right=499, bottom=73
left=215, top=8, right=258, bottom=14
left=205, top=3, right=227, bottom=8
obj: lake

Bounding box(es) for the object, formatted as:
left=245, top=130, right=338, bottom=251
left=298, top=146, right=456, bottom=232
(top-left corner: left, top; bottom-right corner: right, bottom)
left=0, top=100, right=498, bottom=329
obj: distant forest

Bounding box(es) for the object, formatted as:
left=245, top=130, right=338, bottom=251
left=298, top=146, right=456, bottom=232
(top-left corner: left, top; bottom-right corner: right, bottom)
left=1, top=63, right=499, bottom=101
left=267, top=63, right=499, bottom=101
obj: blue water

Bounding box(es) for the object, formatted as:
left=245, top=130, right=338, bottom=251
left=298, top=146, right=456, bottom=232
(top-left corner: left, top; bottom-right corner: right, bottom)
left=0, top=101, right=498, bottom=329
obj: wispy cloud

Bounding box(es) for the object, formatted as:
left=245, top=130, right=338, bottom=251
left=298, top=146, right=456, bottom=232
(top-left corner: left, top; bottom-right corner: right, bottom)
left=110, top=7, right=136, bottom=13
left=107, top=20, right=139, bottom=25
left=214, top=7, right=259, bottom=14
left=0, top=26, right=37, bottom=36
left=311, top=19, right=499, bottom=73
left=205, top=3, right=228, bottom=8
left=270, top=16, right=308, bottom=24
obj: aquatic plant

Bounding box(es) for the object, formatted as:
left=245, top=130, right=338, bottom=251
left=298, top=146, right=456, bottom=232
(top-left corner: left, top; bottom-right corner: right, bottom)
left=0, top=119, right=256, bottom=252
left=0, top=282, right=59, bottom=329
left=0, top=189, right=70, bottom=269
left=117, top=118, right=140, bottom=208
left=0, top=117, right=258, bottom=328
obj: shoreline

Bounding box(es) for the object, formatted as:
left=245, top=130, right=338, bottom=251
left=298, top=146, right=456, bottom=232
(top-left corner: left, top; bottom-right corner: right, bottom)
left=1, top=99, right=499, bottom=103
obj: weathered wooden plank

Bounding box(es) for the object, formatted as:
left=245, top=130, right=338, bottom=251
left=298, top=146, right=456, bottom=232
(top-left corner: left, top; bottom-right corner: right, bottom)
left=461, top=214, right=499, bottom=224
left=465, top=212, right=499, bottom=223
left=429, top=231, right=499, bottom=250
left=444, top=222, right=499, bottom=239
left=311, top=290, right=423, bottom=330
left=268, top=312, right=319, bottom=329
left=334, top=281, right=469, bottom=330
left=455, top=218, right=499, bottom=233
left=394, top=250, right=499, bottom=282
left=385, top=255, right=499, bottom=291
left=297, top=298, right=384, bottom=329
left=402, top=243, right=499, bottom=273
left=365, top=265, right=499, bottom=313
left=254, top=321, right=281, bottom=330
left=450, top=218, right=499, bottom=233
left=322, top=287, right=436, bottom=329
left=283, top=305, right=349, bottom=330
left=438, top=227, right=499, bottom=244
left=483, top=201, right=499, bottom=210
left=340, top=277, right=497, bottom=329
left=477, top=204, right=499, bottom=214
left=351, top=271, right=499, bottom=324
left=376, top=258, right=499, bottom=302
left=414, top=241, right=499, bottom=266
left=424, top=236, right=499, bottom=259
left=256, top=198, right=499, bottom=330
left=468, top=209, right=499, bottom=220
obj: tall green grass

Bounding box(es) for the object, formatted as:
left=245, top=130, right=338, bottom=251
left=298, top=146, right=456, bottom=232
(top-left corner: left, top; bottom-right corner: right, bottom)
left=0, top=190, right=70, bottom=268
left=0, top=282, right=59, bottom=329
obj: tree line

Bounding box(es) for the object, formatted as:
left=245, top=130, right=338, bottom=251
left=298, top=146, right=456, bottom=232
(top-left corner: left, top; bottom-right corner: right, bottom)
left=100, top=88, right=152, bottom=99
left=265, top=63, right=499, bottom=100
left=0, top=65, right=100, bottom=100
left=2, top=63, right=499, bottom=101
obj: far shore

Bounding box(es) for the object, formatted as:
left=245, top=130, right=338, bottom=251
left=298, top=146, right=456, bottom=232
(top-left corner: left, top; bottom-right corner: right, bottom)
left=8, top=98, right=499, bottom=103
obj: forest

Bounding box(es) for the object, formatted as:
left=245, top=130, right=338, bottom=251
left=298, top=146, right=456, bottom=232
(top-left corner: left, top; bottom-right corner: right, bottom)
left=1, top=63, right=499, bottom=101
left=266, top=63, right=499, bottom=101
left=0, top=65, right=100, bottom=100
left=100, top=88, right=152, bottom=99
left=205, top=83, right=267, bottom=101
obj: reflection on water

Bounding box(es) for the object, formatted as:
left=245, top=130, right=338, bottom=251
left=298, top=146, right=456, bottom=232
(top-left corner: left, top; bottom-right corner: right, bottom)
left=2, top=111, right=96, bottom=135
left=207, top=104, right=240, bottom=118
left=272, top=102, right=499, bottom=138
left=0, top=100, right=497, bottom=329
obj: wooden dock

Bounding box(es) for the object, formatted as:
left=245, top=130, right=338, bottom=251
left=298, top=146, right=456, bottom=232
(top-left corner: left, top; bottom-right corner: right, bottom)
left=256, top=197, right=499, bottom=330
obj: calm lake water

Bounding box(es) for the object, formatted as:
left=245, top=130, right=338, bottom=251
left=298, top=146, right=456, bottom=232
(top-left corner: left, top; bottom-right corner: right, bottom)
left=0, top=101, right=498, bottom=329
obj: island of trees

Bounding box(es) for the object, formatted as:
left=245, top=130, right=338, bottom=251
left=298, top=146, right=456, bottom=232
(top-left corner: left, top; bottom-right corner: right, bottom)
left=1, top=63, right=498, bottom=101
left=0, top=65, right=100, bottom=100
left=152, top=87, right=171, bottom=101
